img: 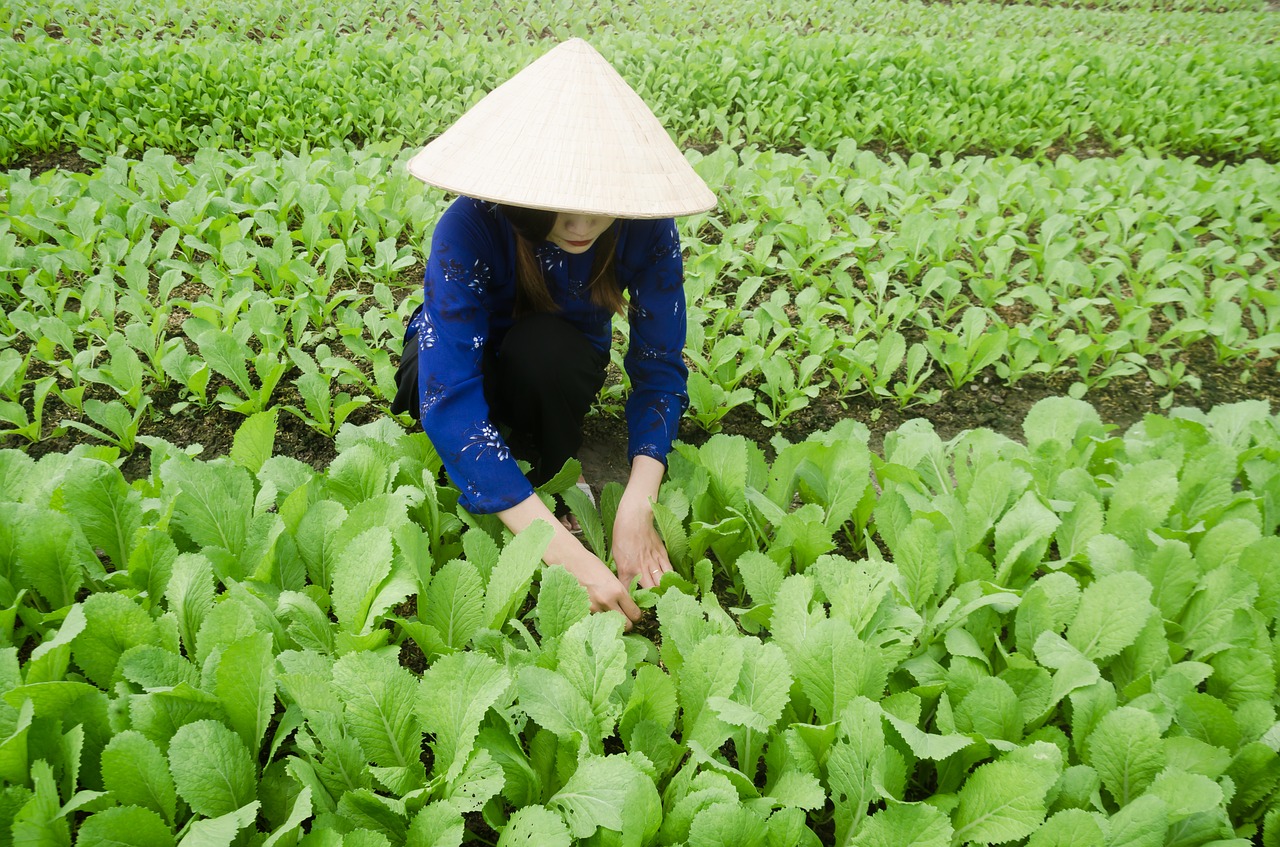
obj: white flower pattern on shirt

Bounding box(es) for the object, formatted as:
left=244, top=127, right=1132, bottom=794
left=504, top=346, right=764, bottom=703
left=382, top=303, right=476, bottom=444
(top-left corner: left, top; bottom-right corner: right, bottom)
left=411, top=198, right=687, bottom=515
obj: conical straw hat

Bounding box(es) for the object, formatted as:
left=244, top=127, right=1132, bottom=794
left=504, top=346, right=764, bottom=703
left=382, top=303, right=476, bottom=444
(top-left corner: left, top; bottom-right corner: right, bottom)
left=406, top=39, right=716, bottom=219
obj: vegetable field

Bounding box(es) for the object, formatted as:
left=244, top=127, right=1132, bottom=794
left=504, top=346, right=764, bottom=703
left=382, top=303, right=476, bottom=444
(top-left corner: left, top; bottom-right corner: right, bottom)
left=2, top=1, right=1279, bottom=845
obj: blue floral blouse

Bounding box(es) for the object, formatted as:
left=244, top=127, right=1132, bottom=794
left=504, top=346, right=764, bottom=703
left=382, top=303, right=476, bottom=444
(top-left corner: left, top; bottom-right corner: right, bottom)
left=409, top=196, right=689, bottom=515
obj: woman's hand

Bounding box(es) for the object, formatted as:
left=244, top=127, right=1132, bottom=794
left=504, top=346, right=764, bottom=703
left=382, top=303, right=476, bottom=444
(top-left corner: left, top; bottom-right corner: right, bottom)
left=499, top=492, right=641, bottom=629
left=612, top=455, right=672, bottom=590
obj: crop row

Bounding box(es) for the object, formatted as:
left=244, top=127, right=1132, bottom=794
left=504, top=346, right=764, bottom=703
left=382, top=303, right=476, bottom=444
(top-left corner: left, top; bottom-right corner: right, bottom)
left=7, top=0, right=1276, bottom=44
left=0, top=397, right=1276, bottom=843
left=4, top=25, right=1280, bottom=168
left=2, top=143, right=1277, bottom=447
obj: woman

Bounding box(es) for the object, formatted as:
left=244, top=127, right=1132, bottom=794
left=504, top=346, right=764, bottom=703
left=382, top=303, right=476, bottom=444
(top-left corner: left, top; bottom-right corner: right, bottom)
left=394, top=39, right=716, bottom=627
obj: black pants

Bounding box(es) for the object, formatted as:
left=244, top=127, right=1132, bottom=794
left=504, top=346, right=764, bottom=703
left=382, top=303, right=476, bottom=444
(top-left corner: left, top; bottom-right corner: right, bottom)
left=392, top=310, right=607, bottom=488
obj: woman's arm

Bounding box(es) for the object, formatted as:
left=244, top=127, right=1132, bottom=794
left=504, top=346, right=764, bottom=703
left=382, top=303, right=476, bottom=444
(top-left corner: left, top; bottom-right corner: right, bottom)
left=497, top=493, right=642, bottom=629
left=612, top=454, right=672, bottom=590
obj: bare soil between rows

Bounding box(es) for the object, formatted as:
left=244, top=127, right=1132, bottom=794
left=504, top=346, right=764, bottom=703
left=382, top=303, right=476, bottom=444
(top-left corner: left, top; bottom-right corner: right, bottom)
left=14, top=339, right=1278, bottom=494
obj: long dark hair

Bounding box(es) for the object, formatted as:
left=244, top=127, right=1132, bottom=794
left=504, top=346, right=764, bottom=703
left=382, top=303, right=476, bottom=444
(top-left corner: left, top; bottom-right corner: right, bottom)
left=496, top=205, right=624, bottom=316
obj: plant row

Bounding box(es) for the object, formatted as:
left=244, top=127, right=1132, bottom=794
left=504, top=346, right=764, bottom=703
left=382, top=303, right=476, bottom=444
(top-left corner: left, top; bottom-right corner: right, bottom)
left=2, top=143, right=1277, bottom=447
left=4, top=24, right=1280, bottom=168
left=7, top=0, right=1276, bottom=47
left=0, top=397, right=1277, bottom=844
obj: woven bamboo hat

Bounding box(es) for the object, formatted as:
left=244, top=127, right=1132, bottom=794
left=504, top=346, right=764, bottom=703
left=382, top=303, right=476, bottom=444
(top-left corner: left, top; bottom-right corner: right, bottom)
left=406, top=39, right=715, bottom=219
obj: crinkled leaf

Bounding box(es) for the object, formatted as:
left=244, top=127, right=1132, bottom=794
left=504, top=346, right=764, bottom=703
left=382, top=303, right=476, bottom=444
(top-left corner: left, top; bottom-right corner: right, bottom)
left=168, top=720, right=256, bottom=818
left=176, top=801, right=259, bottom=847
left=791, top=618, right=884, bottom=725
left=557, top=613, right=627, bottom=716
left=164, top=459, right=254, bottom=557
left=333, top=650, right=422, bottom=770
left=548, top=755, right=648, bottom=839
left=74, top=592, right=160, bottom=688
left=331, top=526, right=393, bottom=635
left=13, top=506, right=90, bottom=608
left=418, top=651, right=510, bottom=784
left=850, top=803, right=952, bottom=846
left=76, top=806, right=174, bottom=847
left=1026, top=809, right=1105, bottom=846
left=1015, top=572, right=1080, bottom=659
left=496, top=805, right=571, bottom=847
left=534, top=564, right=589, bottom=641
left=60, top=458, right=141, bottom=572
left=166, top=552, right=214, bottom=659
left=516, top=665, right=597, bottom=749
left=215, top=632, right=275, bottom=754
left=485, top=520, right=553, bottom=630
left=230, top=410, right=277, bottom=475
left=994, top=492, right=1060, bottom=586
left=1084, top=707, right=1165, bottom=806
left=405, top=800, right=464, bottom=847
left=1066, top=572, right=1153, bottom=662
left=422, top=559, right=485, bottom=651
left=952, top=759, right=1051, bottom=845
left=101, top=730, right=177, bottom=825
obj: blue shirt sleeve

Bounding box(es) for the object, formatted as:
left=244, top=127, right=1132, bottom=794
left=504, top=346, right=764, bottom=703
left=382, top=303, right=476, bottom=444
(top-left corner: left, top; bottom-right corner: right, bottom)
left=416, top=201, right=534, bottom=514
left=623, top=219, right=689, bottom=466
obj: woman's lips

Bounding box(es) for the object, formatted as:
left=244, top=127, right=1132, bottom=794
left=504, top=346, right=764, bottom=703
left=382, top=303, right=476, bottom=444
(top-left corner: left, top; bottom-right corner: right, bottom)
left=566, top=239, right=592, bottom=247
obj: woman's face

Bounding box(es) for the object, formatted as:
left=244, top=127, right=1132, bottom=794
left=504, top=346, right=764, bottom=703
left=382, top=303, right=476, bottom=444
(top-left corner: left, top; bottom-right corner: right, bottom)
left=548, top=213, right=615, bottom=254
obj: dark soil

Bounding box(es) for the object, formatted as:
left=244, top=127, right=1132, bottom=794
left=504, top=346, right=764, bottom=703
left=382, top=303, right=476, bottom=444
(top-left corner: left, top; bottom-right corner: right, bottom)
left=12, top=338, right=1277, bottom=492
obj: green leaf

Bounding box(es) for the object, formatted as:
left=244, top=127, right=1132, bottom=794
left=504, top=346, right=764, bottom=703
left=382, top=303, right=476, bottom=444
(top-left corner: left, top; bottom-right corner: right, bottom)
left=176, top=801, right=259, bottom=847
left=516, top=666, right=597, bottom=748
left=791, top=619, right=885, bottom=725
left=333, top=650, right=422, bottom=771
left=951, top=758, right=1051, bottom=845
left=534, top=565, right=590, bottom=641
left=1146, top=768, right=1222, bottom=820
left=215, top=632, right=275, bottom=754
left=1178, top=565, right=1258, bottom=655
left=496, top=805, right=571, bottom=847
left=405, top=800, right=464, bottom=847
left=164, top=459, right=254, bottom=557
left=1105, top=794, right=1167, bottom=847
left=548, top=755, right=649, bottom=839
left=1085, top=707, right=1165, bottom=806
left=1105, top=461, right=1178, bottom=546
left=708, top=639, right=792, bottom=734
left=766, top=771, right=825, bottom=811
left=422, top=560, right=485, bottom=651
left=1066, top=572, right=1153, bottom=662
left=168, top=720, right=257, bottom=818
left=11, top=759, right=68, bottom=847
left=76, top=806, right=174, bottom=847
left=166, top=553, right=214, bottom=659
left=1015, top=572, right=1080, bottom=660
left=59, top=458, right=141, bottom=572
left=485, top=520, right=553, bottom=630
left=13, top=506, right=91, bottom=609
left=295, top=500, right=348, bottom=593
left=994, top=492, right=1060, bottom=586
left=441, top=747, right=503, bottom=813
left=850, top=803, right=952, bottom=846
left=1026, top=809, right=1106, bottom=846
left=736, top=551, right=785, bottom=607
left=101, top=730, right=177, bottom=825
left=331, top=527, right=393, bottom=635
left=262, top=785, right=313, bottom=847
left=557, top=613, right=628, bottom=717
left=418, top=651, right=510, bottom=784
left=679, top=634, right=744, bottom=751
left=74, top=592, right=160, bottom=688
left=231, top=410, right=278, bottom=475
left=882, top=710, right=973, bottom=761
left=687, top=803, right=767, bottom=847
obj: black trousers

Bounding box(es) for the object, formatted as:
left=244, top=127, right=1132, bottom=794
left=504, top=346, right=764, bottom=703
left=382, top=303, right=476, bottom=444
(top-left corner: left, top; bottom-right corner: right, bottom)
left=392, top=310, right=608, bottom=488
